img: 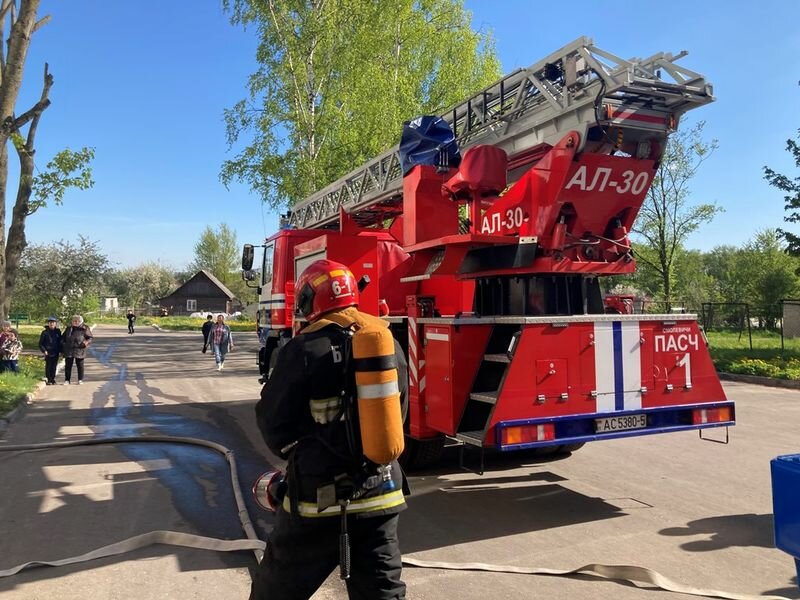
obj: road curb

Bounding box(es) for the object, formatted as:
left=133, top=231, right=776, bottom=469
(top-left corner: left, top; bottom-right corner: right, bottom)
left=719, top=372, right=800, bottom=390
left=0, top=378, right=47, bottom=436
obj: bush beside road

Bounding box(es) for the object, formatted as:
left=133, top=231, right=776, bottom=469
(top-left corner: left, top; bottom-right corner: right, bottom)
left=706, top=330, right=800, bottom=380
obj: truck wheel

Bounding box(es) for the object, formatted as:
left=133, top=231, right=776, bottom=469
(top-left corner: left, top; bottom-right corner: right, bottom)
left=400, top=435, right=445, bottom=470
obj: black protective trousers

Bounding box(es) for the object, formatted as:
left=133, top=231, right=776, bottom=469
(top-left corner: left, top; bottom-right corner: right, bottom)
left=44, top=355, right=59, bottom=383
left=64, top=357, right=84, bottom=382
left=249, top=510, right=405, bottom=600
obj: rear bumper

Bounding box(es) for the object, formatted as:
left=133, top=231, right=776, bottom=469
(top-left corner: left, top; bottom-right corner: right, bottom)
left=494, top=401, right=735, bottom=451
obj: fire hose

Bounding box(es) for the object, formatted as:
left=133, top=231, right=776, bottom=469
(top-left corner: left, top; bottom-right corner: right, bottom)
left=0, top=435, right=790, bottom=600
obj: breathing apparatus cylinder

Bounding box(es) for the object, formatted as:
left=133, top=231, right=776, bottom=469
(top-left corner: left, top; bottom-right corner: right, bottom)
left=352, top=324, right=405, bottom=465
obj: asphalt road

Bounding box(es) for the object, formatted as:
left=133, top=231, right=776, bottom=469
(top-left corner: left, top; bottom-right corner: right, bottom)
left=0, top=324, right=798, bottom=600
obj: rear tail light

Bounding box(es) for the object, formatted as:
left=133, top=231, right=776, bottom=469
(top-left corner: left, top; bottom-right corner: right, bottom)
left=692, top=407, right=733, bottom=425
left=501, top=423, right=555, bottom=446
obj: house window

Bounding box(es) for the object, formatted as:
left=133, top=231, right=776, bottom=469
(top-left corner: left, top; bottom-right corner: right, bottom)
left=187, top=299, right=197, bottom=311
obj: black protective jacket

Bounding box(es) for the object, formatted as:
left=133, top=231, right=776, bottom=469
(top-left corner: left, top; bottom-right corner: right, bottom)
left=255, top=308, right=408, bottom=519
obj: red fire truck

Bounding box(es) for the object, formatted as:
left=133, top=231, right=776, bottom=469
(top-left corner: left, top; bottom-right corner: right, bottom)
left=243, top=37, right=733, bottom=468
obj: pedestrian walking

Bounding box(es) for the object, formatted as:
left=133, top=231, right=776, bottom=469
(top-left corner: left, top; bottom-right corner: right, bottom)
left=126, top=309, right=136, bottom=334
left=250, top=259, right=408, bottom=600
left=209, top=314, right=233, bottom=370
left=201, top=314, right=214, bottom=354
left=0, top=329, right=23, bottom=373
left=38, top=316, right=62, bottom=385
left=62, top=315, right=93, bottom=385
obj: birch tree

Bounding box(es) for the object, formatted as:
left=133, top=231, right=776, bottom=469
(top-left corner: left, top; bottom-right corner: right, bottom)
left=221, top=0, right=500, bottom=207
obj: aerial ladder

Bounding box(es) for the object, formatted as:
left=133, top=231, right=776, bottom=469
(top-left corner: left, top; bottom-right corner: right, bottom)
left=249, top=37, right=731, bottom=469
left=284, top=36, right=713, bottom=230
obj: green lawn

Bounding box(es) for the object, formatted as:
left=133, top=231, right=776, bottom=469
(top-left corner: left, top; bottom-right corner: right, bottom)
left=706, top=329, right=800, bottom=379
left=144, top=316, right=256, bottom=332
left=0, top=355, right=44, bottom=417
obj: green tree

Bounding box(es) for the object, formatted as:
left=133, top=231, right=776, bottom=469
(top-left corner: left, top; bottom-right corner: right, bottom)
left=704, top=245, right=747, bottom=304
left=112, top=262, right=176, bottom=309
left=189, top=223, right=240, bottom=286
left=671, top=249, right=719, bottom=311
left=12, top=236, right=110, bottom=319
left=0, top=2, right=95, bottom=315
left=764, top=129, right=800, bottom=254
left=221, top=0, right=501, bottom=207
left=632, top=122, right=721, bottom=309
left=737, top=229, right=800, bottom=328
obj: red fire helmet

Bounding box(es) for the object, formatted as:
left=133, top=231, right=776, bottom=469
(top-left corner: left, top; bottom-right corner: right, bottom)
left=295, top=259, right=359, bottom=321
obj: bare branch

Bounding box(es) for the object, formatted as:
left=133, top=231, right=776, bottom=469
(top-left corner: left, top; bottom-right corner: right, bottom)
left=31, top=13, right=49, bottom=33
left=23, top=62, right=52, bottom=150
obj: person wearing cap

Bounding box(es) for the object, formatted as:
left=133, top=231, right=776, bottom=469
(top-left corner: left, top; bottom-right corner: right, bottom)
left=39, top=316, right=63, bottom=385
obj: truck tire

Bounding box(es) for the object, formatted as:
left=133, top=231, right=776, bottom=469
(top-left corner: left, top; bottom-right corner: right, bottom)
left=400, top=435, right=445, bottom=470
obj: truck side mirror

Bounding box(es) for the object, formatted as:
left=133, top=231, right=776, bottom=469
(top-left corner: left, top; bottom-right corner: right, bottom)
left=242, top=244, right=255, bottom=271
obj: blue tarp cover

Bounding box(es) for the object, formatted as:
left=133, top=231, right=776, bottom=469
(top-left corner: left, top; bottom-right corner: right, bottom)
left=399, top=116, right=461, bottom=175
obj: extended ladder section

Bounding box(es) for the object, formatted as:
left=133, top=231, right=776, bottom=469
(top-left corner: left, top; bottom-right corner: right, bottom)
left=285, top=36, right=714, bottom=230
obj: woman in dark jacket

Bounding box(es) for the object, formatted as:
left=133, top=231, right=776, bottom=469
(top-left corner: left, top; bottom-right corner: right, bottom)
left=38, top=316, right=62, bottom=385
left=62, top=314, right=93, bottom=385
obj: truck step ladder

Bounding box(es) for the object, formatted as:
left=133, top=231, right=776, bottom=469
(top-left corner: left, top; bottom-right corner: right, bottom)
left=286, top=36, right=713, bottom=230
left=457, top=325, right=521, bottom=445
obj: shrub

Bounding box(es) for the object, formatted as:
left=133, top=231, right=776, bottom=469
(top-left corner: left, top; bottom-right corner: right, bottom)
left=727, top=358, right=782, bottom=378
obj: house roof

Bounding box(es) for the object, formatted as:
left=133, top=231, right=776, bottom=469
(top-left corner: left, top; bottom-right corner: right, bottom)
left=199, top=270, right=237, bottom=299
left=160, top=270, right=237, bottom=302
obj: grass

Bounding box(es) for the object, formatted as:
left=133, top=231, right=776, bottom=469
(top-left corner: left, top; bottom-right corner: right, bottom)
left=0, top=355, right=44, bottom=417
left=142, top=316, right=256, bottom=332
left=706, top=329, right=800, bottom=380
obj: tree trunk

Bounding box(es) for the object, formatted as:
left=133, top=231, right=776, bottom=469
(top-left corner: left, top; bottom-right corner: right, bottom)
left=0, top=0, right=43, bottom=315
left=4, top=147, right=32, bottom=315
left=0, top=144, right=7, bottom=315
left=0, top=1, right=41, bottom=121
left=3, top=62, right=52, bottom=315
left=660, top=247, right=671, bottom=312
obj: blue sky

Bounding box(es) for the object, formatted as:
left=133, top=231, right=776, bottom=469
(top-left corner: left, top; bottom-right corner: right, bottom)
left=14, top=0, right=800, bottom=268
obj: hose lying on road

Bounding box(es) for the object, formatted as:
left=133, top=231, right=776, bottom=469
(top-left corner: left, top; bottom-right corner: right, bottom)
left=0, top=436, right=790, bottom=600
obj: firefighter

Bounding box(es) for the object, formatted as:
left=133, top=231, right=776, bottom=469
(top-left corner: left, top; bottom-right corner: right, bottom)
left=250, top=259, right=408, bottom=600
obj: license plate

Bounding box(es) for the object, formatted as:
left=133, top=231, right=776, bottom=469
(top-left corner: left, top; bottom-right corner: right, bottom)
left=595, top=413, right=647, bottom=433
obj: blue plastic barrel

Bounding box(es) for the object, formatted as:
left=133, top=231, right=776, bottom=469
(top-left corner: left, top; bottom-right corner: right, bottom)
left=771, top=454, right=800, bottom=585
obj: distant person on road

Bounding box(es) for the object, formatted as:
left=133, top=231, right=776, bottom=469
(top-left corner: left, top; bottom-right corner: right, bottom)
left=39, top=316, right=62, bottom=385
left=210, top=314, right=233, bottom=370
left=126, top=309, right=136, bottom=334
left=0, top=329, right=22, bottom=373
left=201, top=314, right=214, bottom=354
left=62, top=315, right=93, bottom=385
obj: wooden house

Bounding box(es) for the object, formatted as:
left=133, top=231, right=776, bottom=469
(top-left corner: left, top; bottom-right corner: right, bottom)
left=158, top=270, right=237, bottom=316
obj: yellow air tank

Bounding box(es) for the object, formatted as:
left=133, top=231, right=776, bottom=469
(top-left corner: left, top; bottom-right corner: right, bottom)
left=352, top=324, right=405, bottom=464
